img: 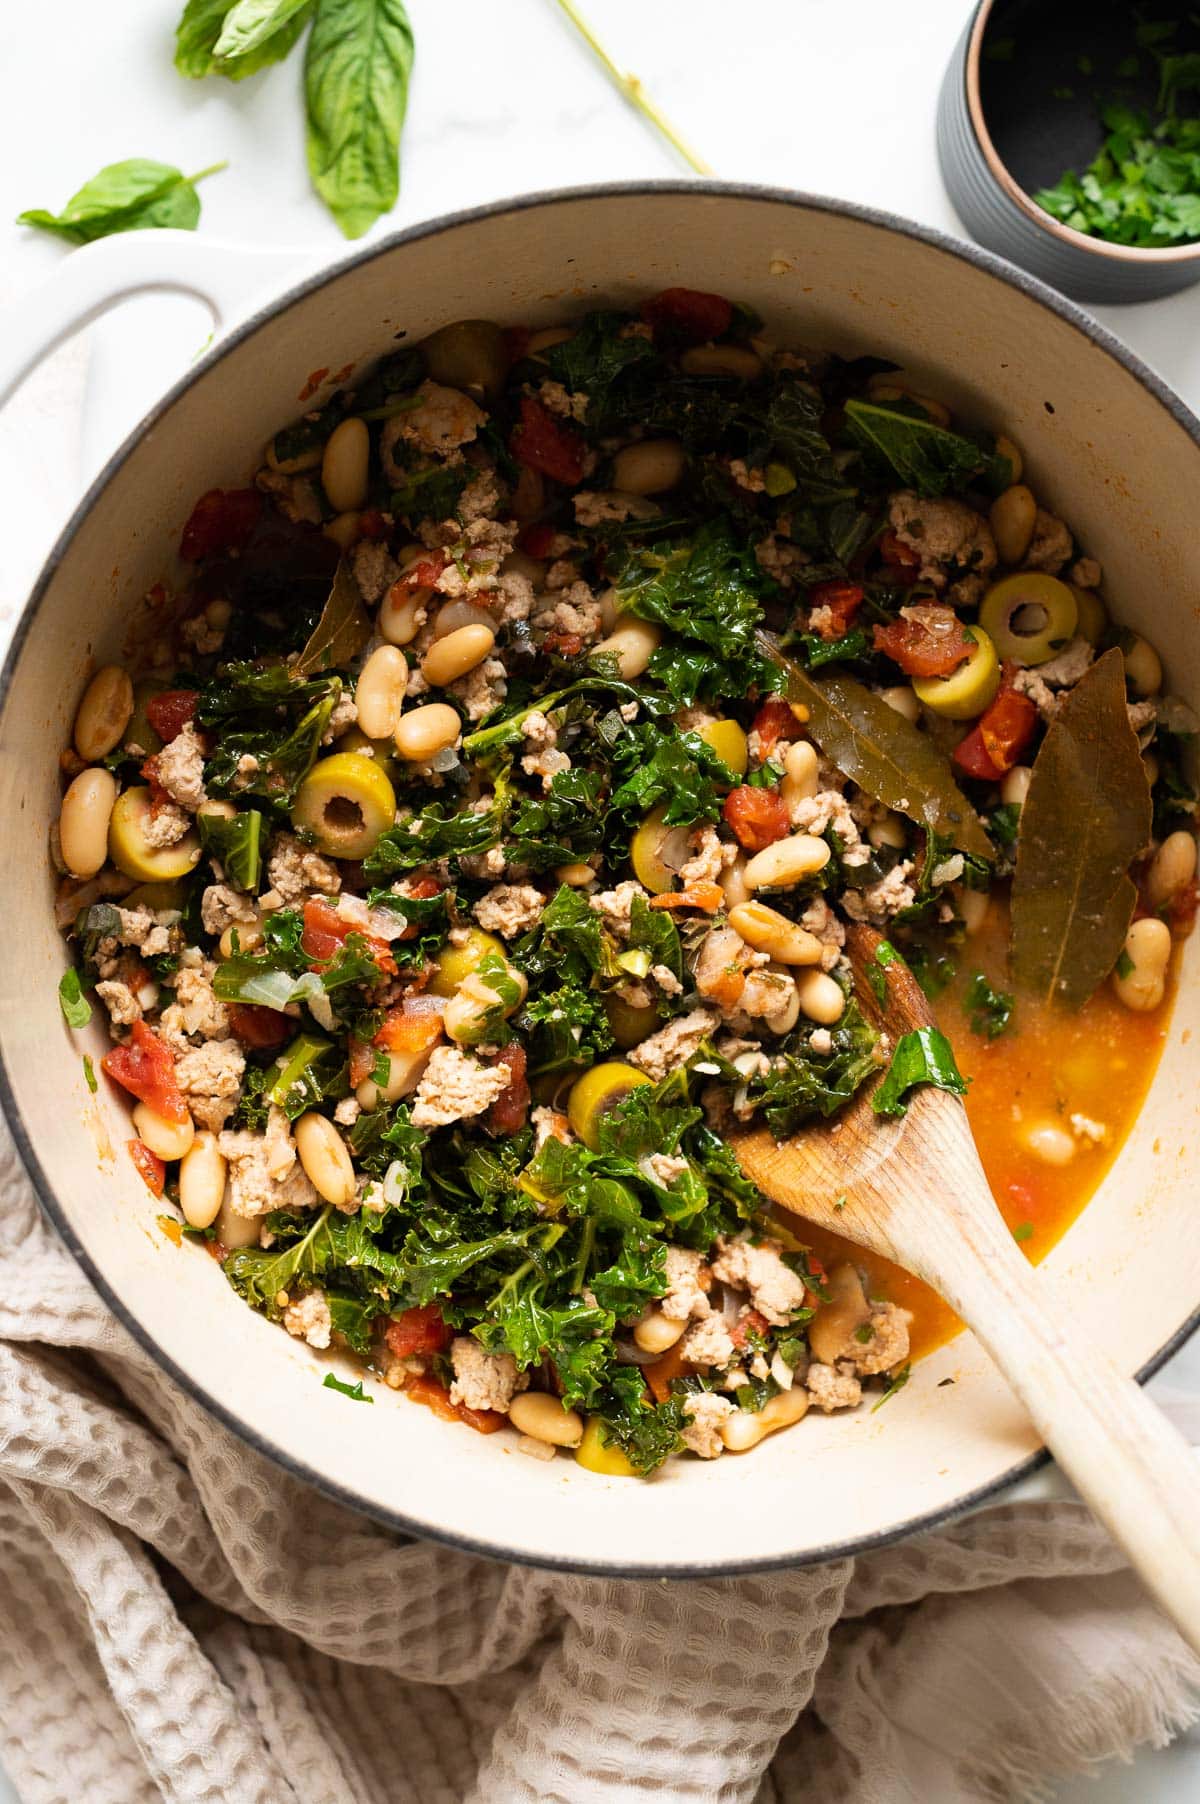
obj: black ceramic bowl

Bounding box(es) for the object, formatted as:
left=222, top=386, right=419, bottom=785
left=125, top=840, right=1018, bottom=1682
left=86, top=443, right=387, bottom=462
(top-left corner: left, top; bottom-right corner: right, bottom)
left=938, top=0, right=1200, bottom=303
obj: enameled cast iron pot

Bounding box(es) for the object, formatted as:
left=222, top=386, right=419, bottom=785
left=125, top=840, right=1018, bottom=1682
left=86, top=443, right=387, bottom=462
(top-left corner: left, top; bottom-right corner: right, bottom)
left=2, top=183, right=1198, bottom=1576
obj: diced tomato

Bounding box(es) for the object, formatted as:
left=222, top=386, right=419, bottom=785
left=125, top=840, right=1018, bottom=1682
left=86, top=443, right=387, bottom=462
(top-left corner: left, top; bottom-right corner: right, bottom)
left=145, top=690, right=199, bottom=744
left=873, top=606, right=973, bottom=679
left=749, top=697, right=801, bottom=757
left=953, top=680, right=1038, bottom=781
left=876, top=528, right=922, bottom=585
left=729, top=1307, right=770, bottom=1351
left=640, top=286, right=734, bottom=344
left=807, top=580, right=864, bottom=640
left=385, top=1303, right=452, bottom=1359
left=301, top=898, right=397, bottom=976
left=486, top=1043, right=531, bottom=1135
left=510, top=396, right=586, bottom=487
left=180, top=488, right=262, bottom=562
left=357, top=508, right=389, bottom=541
left=518, top=522, right=558, bottom=559
left=644, top=1339, right=696, bottom=1404
left=978, top=684, right=1038, bottom=772
left=951, top=727, right=1003, bottom=782
left=542, top=629, right=584, bottom=658
left=128, top=1139, right=165, bottom=1196
left=803, top=1255, right=827, bottom=1301
left=723, top=785, right=791, bottom=851
left=648, top=881, right=725, bottom=914
left=405, top=1374, right=506, bottom=1434
left=139, top=754, right=172, bottom=812
left=103, top=1021, right=189, bottom=1124
left=347, top=1038, right=375, bottom=1087
left=375, top=1002, right=444, bottom=1054
left=226, top=1003, right=291, bottom=1050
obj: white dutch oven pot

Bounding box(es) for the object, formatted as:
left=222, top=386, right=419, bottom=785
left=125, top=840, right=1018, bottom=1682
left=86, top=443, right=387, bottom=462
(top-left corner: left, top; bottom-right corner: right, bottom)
left=1, top=184, right=1196, bottom=1575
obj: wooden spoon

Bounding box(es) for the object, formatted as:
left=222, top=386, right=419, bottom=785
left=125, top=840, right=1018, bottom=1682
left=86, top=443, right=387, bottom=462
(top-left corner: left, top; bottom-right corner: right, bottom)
left=733, top=923, right=1200, bottom=1656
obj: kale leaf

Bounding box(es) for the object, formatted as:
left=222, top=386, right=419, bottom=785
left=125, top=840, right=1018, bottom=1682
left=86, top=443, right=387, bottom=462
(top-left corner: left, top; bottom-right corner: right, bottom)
left=872, top=1026, right=969, bottom=1118
left=843, top=398, right=992, bottom=497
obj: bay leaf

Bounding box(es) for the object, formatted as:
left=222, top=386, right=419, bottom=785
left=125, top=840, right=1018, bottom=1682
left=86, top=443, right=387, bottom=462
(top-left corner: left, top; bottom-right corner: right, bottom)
left=760, top=635, right=994, bottom=860
left=295, top=559, right=371, bottom=676
left=1010, top=647, right=1152, bottom=1007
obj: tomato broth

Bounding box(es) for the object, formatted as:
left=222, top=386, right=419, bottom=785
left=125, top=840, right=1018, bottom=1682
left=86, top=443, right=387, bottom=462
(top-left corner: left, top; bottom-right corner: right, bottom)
left=798, top=899, right=1171, bottom=1358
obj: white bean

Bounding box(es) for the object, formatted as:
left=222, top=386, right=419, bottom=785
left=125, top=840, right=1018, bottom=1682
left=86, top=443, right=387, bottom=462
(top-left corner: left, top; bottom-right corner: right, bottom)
left=320, top=417, right=369, bottom=513
left=1025, top=1122, right=1076, bottom=1167
left=1123, top=635, right=1163, bottom=697
left=179, top=1131, right=227, bottom=1230
left=728, top=900, right=823, bottom=965
left=879, top=684, right=921, bottom=723
left=526, top=325, right=574, bottom=354
left=780, top=741, right=819, bottom=811
left=393, top=702, right=461, bottom=762
left=1113, top=916, right=1171, bottom=1012
left=433, top=601, right=494, bottom=639
left=60, top=768, right=118, bottom=878
left=593, top=618, right=663, bottom=679
left=132, top=1102, right=195, bottom=1163
left=957, top=885, right=990, bottom=936
left=719, top=856, right=751, bottom=910
left=555, top=861, right=596, bottom=888
left=989, top=484, right=1037, bottom=566
left=611, top=438, right=686, bottom=495
left=867, top=377, right=951, bottom=427
left=720, top=1384, right=809, bottom=1451
left=1145, top=831, right=1198, bottom=909
left=421, top=623, right=496, bottom=688
left=867, top=811, right=907, bottom=851
left=1000, top=764, right=1032, bottom=807
left=355, top=645, right=409, bottom=741
left=379, top=589, right=427, bottom=647
left=74, top=665, right=133, bottom=761
left=198, top=798, right=238, bottom=821
left=219, top=918, right=262, bottom=959
left=215, top=1193, right=260, bottom=1249
left=294, top=1113, right=356, bottom=1207
left=764, top=979, right=802, bottom=1036
left=794, top=968, right=846, bottom=1025
left=508, top=1392, right=584, bottom=1447
left=324, top=511, right=362, bottom=552
left=743, top=833, right=831, bottom=891
left=678, top=344, right=763, bottom=380
left=633, top=1308, right=687, bottom=1354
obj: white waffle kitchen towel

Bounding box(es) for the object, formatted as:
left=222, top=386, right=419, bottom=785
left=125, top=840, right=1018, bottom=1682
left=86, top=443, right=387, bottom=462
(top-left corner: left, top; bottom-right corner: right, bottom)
left=1, top=311, right=1198, bottom=1804
left=1, top=1114, right=1198, bottom=1804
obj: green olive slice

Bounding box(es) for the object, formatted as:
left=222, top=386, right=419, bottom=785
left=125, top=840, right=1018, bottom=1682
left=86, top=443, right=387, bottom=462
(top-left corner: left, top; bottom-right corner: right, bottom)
left=912, top=627, right=1000, bottom=720
left=291, top=752, right=396, bottom=859
left=978, top=573, right=1078, bottom=666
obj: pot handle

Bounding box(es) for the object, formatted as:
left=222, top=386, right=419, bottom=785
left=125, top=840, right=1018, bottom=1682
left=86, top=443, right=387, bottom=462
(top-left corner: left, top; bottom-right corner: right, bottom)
left=0, top=232, right=321, bottom=410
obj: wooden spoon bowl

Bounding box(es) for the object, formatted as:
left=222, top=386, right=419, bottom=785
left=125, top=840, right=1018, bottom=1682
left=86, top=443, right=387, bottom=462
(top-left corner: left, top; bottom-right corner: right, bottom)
left=734, top=924, right=1200, bottom=1655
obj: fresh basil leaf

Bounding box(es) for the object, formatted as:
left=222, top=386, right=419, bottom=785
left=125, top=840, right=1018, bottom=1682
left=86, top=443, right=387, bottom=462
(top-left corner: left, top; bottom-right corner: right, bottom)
left=843, top=398, right=989, bottom=497
left=176, top=0, right=313, bottom=78
left=58, top=969, right=91, bottom=1029
left=216, top=0, right=312, bottom=59
left=1011, top=649, right=1153, bottom=1007
left=872, top=1027, right=969, bottom=1118
left=304, top=0, right=415, bottom=240
left=323, top=1371, right=374, bottom=1401
left=18, top=159, right=225, bottom=245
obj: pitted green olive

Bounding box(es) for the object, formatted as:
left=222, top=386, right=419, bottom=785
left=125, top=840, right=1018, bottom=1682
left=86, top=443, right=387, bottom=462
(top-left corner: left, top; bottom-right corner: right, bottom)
left=1071, top=585, right=1108, bottom=647
left=603, top=991, right=660, bottom=1049
left=108, top=788, right=202, bottom=882
left=567, top=1061, right=652, bottom=1150
left=291, top=753, right=396, bottom=859
left=696, top=717, right=749, bottom=775
left=630, top=804, right=691, bottom=894
left=978, top=573, right=1078, bottom=666
left=427, top=927, right=505, bottom=998
left=419, top=320, right=507, bottom=401
left=912, top=628, right=1000, bottom=720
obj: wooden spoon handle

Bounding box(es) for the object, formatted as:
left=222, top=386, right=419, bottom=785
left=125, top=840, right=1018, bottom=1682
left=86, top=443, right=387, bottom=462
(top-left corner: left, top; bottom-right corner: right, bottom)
left=934, top=1210, right=1200, bottom=1656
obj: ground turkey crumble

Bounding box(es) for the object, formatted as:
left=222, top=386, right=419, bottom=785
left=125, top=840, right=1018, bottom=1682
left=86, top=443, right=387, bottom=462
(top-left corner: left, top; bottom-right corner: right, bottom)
left=175, top=1040, right=246, bottom=1133
left=710, top=1235, right=808, bottom=1327
left=219, top=1108, right=319, bottom=1216
left=887, top=490, right=997, bottom=604
left=409, top=1047, right=510, bottom=1129
left=681, top=1392, right=735, bottom=1458
left=283, top=1289, right=333, bottom=1350
left=473, top=883, right=545, bottom=938
left=658, top=1246, right=711, bottom=1322
left=155, top=723, right=207, bottom=812
left=266, top=832, right=341, bottom=904
left=589, top=880, right=648, bottom=940
left=627, top=1009, right=719, bottom=1082
left=448, top=1336, right=528, bottom=1413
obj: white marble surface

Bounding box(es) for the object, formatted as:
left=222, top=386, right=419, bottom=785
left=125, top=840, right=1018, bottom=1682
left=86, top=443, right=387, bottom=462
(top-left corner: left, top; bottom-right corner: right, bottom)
left=1, top=0, right=1198, bottom=1796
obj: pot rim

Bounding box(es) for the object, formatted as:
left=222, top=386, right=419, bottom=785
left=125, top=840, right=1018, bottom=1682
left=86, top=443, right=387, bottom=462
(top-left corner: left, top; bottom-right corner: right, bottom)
left=964, top=0, right=1200, bottom=267
left=6, top=176, right=1200, bottom=1576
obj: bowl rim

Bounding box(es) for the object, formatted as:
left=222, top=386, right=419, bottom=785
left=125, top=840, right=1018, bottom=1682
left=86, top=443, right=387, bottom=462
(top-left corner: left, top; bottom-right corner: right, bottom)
left=5, top=176, right=1200, bottom=1577
left=965, top=0, right=1200, bottom=266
